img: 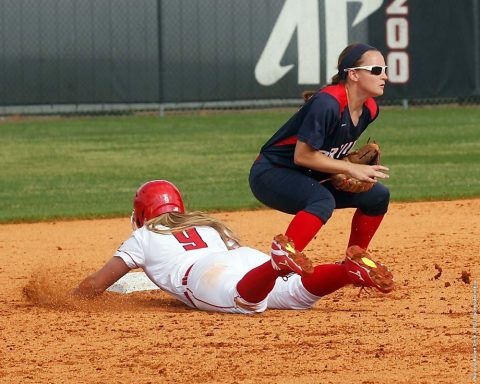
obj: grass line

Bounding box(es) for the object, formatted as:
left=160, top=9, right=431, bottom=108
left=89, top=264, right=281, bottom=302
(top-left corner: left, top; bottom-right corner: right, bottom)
left=0, top=107, right=479, bottom=222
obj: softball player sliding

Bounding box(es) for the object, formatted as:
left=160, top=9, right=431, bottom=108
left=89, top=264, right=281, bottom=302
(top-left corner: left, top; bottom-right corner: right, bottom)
left=73, top=180, right=394, bottom=313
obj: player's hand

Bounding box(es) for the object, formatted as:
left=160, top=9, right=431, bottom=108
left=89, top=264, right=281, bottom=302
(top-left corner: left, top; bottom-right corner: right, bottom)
left=347, top=163, right=389, bottom=183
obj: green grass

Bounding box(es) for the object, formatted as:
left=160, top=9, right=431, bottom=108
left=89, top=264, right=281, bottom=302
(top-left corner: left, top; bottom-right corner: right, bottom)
left=0, top=106, right=479, bottom=222
left=366, top=107, right=480, bottom=200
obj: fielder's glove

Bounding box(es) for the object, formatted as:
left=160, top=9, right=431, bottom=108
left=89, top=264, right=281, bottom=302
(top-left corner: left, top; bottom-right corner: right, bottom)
left=329, top=142, right=381, bottom=193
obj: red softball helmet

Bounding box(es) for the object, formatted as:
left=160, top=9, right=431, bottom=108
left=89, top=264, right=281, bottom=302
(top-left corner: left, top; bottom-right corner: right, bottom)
left=131, top=180, right=185, bottom=229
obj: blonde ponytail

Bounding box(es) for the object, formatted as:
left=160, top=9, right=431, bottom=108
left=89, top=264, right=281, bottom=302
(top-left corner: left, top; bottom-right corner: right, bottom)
left=145, top=211, right=240, bottom=249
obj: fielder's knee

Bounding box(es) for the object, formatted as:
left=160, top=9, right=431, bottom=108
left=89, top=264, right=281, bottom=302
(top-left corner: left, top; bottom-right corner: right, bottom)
left=305, top=193, right=336, bottom=224
left=362, top=184, right=390, bottom=216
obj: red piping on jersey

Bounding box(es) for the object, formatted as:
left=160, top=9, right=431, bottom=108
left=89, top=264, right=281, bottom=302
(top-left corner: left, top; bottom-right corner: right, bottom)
left=273, top=135, right=298, bottom=146
left=321, top=84, right=349, bottom=113
left=320, top=83, right=378, bottom=119
left=364, top=97, right=379, bottom=120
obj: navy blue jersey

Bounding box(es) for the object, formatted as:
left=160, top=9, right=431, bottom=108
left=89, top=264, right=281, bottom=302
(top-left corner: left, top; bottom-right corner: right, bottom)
left=259, top=83, right=379, bottom=180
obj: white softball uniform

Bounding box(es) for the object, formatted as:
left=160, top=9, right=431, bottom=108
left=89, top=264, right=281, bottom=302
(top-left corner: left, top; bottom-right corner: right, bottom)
left=114, top=225, right=320, bottom=314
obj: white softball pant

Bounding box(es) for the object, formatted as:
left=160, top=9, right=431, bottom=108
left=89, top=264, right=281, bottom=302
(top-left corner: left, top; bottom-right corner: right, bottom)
left=183, top=247, right=321, bottom=314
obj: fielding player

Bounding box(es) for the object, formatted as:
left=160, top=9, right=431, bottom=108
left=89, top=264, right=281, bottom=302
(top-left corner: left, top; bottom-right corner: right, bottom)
left=249, top=43, right=390, bottom=256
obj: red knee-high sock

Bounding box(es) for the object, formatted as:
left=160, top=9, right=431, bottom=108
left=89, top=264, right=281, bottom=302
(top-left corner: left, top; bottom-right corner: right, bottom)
left=236, top=261, right=280, bottom=303
left=348, top=209, right=384, bottom=250
left=285, top=210, right=324, bottom=252
left=301, top=264, right=350, bottom=297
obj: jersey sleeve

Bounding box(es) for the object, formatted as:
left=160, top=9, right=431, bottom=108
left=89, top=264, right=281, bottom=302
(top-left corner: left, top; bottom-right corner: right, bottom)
left=113, top=232, right=145, bottom=269
left=364, top=97, right=380, bottom=123
left=296, top=94, right=339, bottom=150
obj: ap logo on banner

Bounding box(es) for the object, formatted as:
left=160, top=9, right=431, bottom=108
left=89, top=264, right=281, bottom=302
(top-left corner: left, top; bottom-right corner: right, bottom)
left=255, top=0, right=383, bottom=86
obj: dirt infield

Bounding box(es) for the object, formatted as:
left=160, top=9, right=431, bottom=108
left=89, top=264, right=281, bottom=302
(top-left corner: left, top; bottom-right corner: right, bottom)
left=1, top=199, right=478, bottom=384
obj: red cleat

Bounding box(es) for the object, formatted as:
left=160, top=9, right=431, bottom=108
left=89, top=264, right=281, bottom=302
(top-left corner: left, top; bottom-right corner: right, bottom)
left=270, top=235, right=314, bottom=276
left=344, top=246, right=394, bottom=293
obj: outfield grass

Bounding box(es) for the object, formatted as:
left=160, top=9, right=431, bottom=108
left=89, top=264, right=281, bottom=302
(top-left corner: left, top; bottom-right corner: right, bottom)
left=0, top=106, right=479, bottom=222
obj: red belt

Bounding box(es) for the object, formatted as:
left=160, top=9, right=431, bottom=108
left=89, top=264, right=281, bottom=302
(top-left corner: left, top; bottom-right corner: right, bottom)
left=182, top=264, right=196, bottom=308
left=182, top=264, right=194, bottom=285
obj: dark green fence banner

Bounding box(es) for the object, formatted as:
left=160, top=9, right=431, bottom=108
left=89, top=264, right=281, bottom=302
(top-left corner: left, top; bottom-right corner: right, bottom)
left=368, top=0, right=479, bottom=101
left=0, top=0, right=479, bottom=111
left=0, top=0, right=159, bottom=107
left=160, top=0, right=480, bottom=103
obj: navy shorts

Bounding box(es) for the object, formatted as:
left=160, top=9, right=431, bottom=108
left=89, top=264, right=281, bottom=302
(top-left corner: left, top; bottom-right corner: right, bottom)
left=249, top=157, right=389, bottom=223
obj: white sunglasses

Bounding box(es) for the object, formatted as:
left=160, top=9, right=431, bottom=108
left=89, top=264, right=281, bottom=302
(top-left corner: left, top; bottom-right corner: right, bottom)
left=344, top=65, right=388, bottom=75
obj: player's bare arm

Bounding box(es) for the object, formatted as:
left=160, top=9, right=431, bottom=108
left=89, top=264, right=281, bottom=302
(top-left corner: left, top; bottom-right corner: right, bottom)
left=293, top=140, right=389, bottom=182
left=72, top=256, right=130, bottom=298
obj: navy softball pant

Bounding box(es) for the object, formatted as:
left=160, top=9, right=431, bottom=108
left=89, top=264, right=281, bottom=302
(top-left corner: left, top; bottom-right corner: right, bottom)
left=249, top=158, right=390, bottom=223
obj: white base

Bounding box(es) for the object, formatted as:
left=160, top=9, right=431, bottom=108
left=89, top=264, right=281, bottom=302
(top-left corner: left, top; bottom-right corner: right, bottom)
left=106, top=272, right=160, bottom=294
